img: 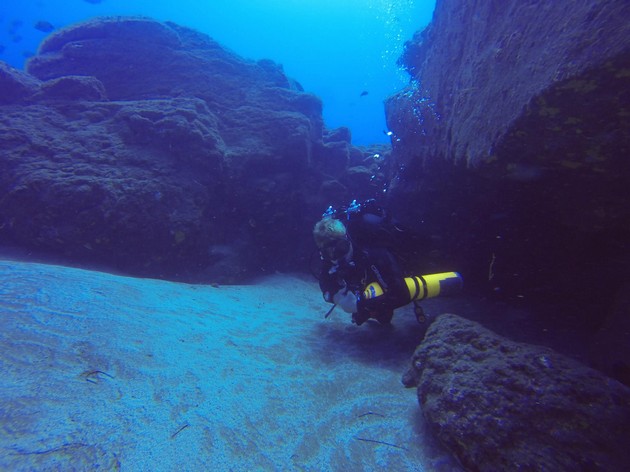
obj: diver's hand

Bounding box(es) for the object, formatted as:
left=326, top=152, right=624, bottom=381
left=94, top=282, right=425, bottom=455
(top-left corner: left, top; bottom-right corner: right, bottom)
left=333, top=290, right=357, bottom=313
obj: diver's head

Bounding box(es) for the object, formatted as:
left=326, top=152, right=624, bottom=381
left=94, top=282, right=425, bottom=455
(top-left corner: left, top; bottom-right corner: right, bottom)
left=313, top=217, right=352, bottom=262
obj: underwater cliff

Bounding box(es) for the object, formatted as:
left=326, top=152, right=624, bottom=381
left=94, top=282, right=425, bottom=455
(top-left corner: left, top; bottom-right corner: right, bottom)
left=385, top=0, right=630, bottom=380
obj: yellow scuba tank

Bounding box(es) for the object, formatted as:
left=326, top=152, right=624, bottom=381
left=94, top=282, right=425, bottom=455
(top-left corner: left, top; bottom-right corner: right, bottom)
left=362, top=272, right=463, bottom=301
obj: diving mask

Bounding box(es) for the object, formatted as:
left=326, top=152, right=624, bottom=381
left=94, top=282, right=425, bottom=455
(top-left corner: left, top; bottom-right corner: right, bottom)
left=321, top=238, right=351, bottom=262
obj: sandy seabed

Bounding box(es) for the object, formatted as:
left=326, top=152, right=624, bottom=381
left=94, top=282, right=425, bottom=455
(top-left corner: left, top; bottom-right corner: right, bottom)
left=0, top=259, right=459, bottom=471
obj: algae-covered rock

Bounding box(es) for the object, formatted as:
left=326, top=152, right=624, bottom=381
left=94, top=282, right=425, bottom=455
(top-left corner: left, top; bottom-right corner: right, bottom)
left=405, top=314, right=630, bottom=471
left=0, top=17, right=377, bottom=282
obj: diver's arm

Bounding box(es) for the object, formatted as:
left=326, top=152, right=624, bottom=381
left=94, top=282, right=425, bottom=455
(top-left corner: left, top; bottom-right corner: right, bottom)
left=318, top=264, right=343, bottom=303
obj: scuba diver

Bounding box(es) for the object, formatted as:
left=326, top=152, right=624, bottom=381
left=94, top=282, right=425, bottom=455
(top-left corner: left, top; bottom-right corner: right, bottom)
left=313, top=199, right=462, bottom=325
left=314, top=199, right=413, bottom=325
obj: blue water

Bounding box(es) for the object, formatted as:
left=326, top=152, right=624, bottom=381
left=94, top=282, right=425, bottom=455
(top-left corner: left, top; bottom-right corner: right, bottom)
left=0, top=0, right=435, bottom=145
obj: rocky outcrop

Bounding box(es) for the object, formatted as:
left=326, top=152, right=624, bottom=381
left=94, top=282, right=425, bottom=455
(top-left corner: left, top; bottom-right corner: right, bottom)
left=383, top=0, right=630, bottom=382
left=388, top=0, right=630, bottom=171
left=0, top=17, right=384, bottom=281
left=385, top=0, right=630, bottom=262
left=0, top=62, right=41, bottom=104
left=403, top=314, right=630, bottom=471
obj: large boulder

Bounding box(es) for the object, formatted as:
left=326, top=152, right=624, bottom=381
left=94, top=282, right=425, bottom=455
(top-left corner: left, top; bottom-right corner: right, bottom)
left=0, top=17, right=377, bottom=281
left=403, top=314, right=630, bottom=471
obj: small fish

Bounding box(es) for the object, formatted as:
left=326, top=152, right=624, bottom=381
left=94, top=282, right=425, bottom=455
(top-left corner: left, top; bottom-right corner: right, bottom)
left=11, top=35, right=23, bottom=43
left=359, top=90, right=369, bottom=97
left=9, top=19, right=23, bottom=33
left=0, top=44, right=5, bottom=54
left=34, top=20, right=54, bottom=33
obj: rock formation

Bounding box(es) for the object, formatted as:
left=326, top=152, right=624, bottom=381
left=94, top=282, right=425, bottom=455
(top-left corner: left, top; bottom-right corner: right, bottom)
left=403, top=314, right=630, bottom=471
left=385, top=0, right=630, bottom=382
left=0, top=17, right=386, bottom=282
left=388, top=0, right=630, bottom=173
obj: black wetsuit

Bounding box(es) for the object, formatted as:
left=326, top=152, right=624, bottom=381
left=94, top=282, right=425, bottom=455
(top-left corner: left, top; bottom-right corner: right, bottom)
left=318, top=231, right=410, bottom=325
